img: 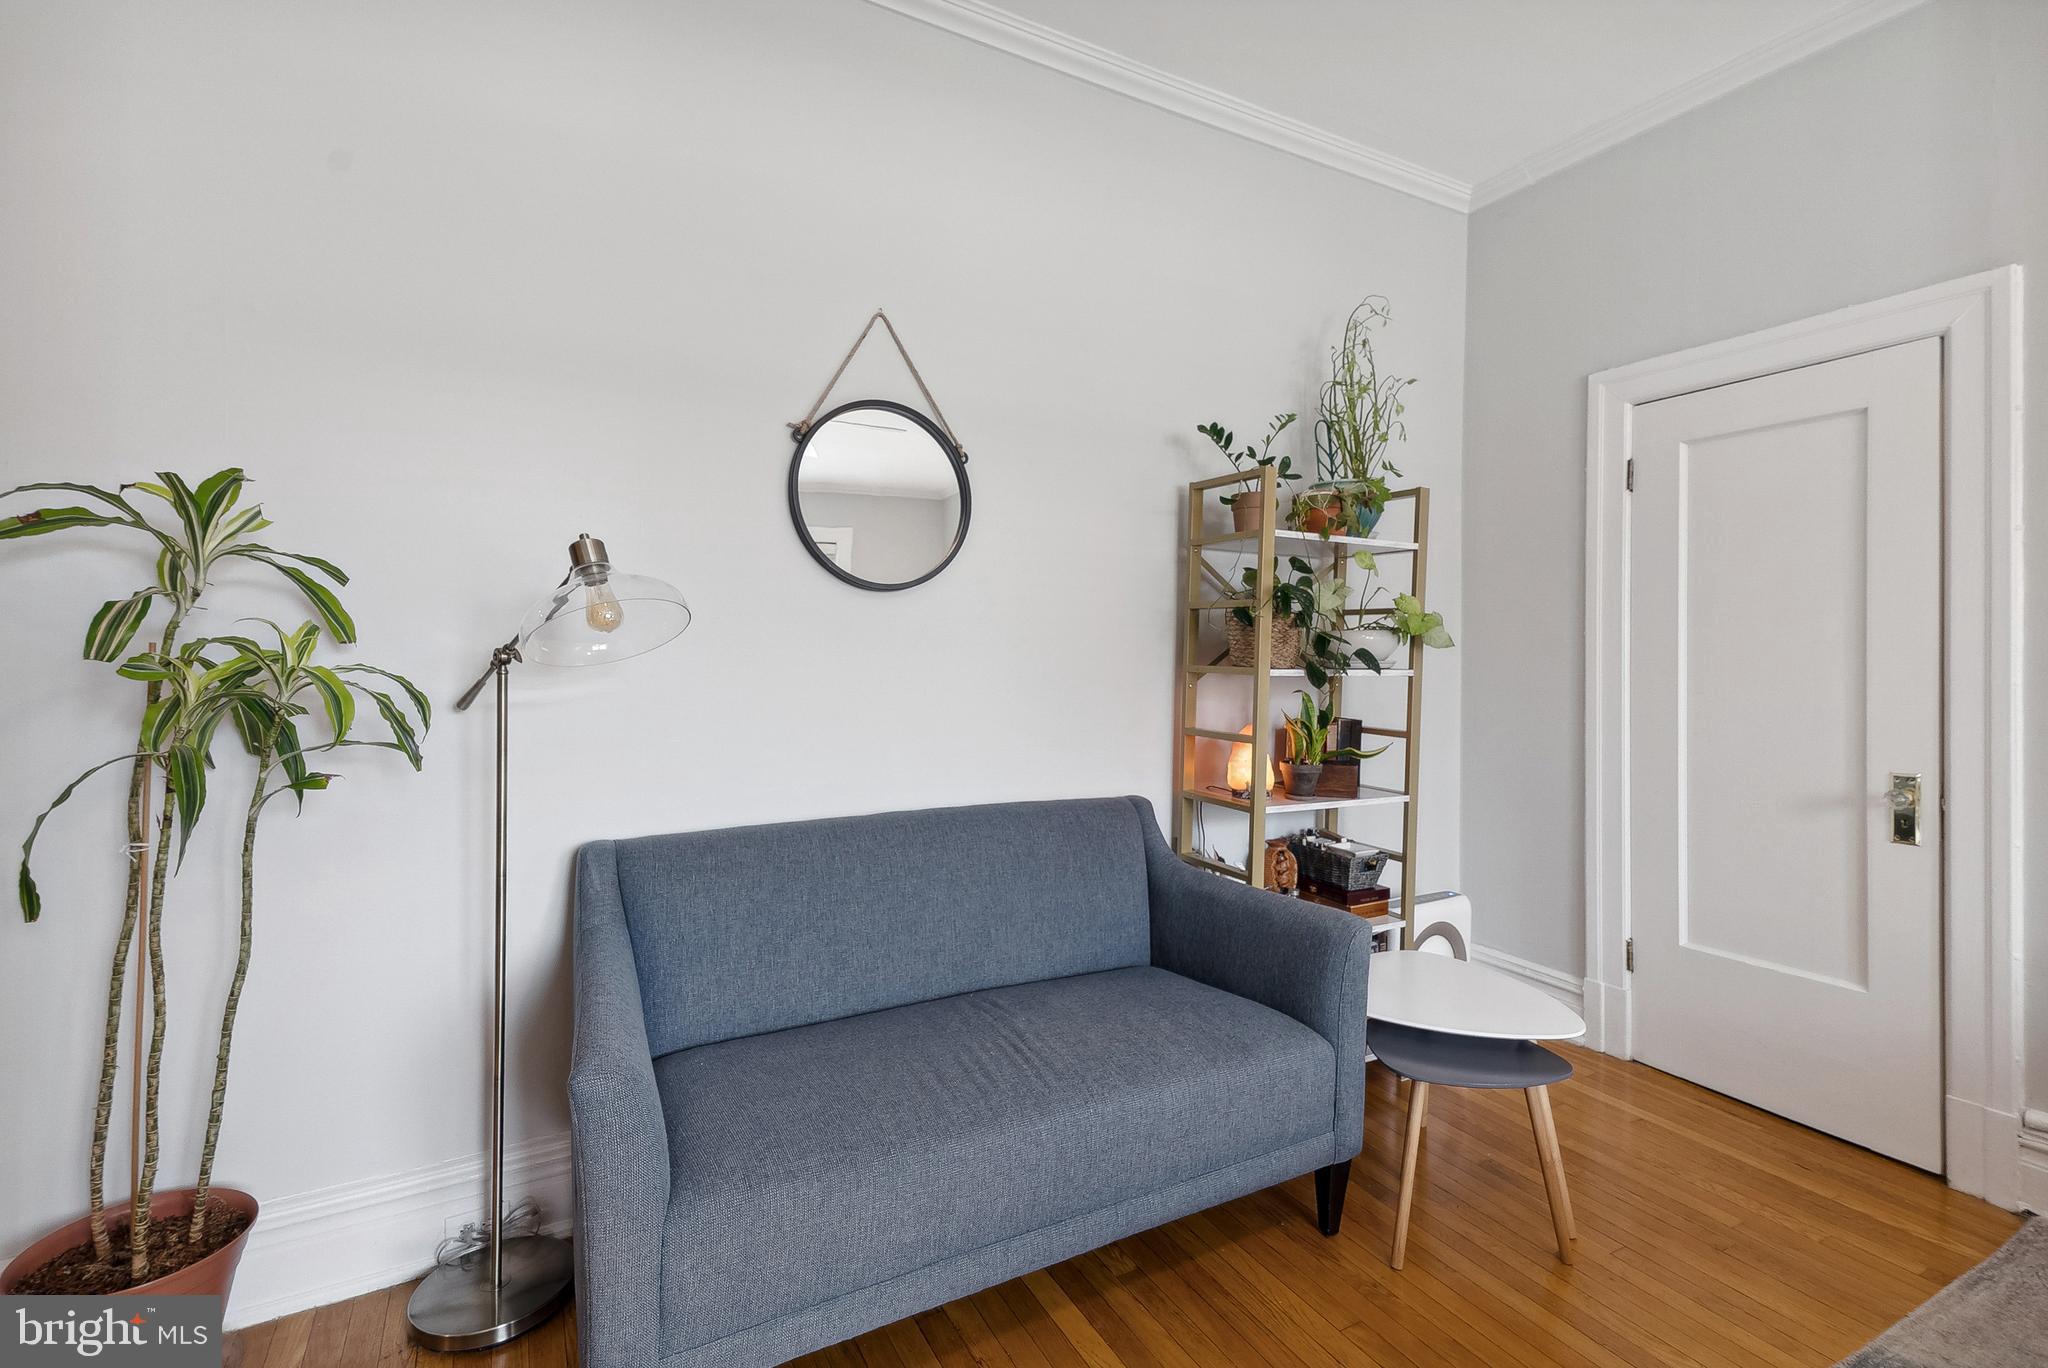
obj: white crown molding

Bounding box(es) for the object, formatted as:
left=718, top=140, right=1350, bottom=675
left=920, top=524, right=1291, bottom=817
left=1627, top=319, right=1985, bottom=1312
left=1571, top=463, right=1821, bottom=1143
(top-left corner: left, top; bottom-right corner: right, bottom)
left=859, top=0, right=1472, bottom=212
left=864, top=0, right=1934, bottom=218
left=1468, top=0, right=1934, bottom=210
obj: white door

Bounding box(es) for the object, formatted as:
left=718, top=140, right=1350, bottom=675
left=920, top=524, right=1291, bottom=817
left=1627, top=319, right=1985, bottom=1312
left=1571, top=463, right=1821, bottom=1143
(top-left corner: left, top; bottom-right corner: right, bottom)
left=1628, top=336, right=1943, bottom=1170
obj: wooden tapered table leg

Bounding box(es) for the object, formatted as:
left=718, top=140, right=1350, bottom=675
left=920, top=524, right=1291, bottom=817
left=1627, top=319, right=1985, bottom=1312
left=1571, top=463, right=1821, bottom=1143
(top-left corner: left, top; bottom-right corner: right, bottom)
left=1402, top=1078, right=1430, bottom=1131
left=1391, top=1080, right=1429, bottom=1270
left=1369, top=955, right=1586, bottom=1273
left=1526, top=1085, right=1576, bottom=1260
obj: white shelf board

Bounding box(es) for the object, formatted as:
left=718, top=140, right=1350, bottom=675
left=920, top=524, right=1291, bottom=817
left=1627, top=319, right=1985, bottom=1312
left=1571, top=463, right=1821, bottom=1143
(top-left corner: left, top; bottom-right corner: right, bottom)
left=1195, top=529, right=1420, bottom=555
left=1187, top=664, right=1415, bottom=678
left=1183, top=784, right=1409, bottom=815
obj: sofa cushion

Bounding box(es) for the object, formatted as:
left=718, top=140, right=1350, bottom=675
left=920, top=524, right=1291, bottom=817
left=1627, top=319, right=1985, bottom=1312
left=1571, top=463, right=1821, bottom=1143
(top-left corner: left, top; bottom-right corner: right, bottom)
left=613, top=797, right=1155, bottom=1055
left=650, top=965, right=1336, bottom=1354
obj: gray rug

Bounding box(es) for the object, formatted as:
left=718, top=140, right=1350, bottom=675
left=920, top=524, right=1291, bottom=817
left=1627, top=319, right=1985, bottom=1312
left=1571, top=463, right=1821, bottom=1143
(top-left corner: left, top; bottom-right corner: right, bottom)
left=1839, top=1217, right=2045, bottom=1366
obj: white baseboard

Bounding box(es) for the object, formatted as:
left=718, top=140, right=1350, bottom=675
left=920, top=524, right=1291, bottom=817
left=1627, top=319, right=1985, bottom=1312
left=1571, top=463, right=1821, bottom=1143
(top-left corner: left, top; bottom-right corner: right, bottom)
left=1578, top=977, right=1632, bottom=1058
left=1945, top=1095, right=2026, bottom=1208
left=1469, top=944, right=1584, bottom=1017
left=2021, top=1119, right=2048, bottom=1216
left=224, top=1132, right=572, bottom=1332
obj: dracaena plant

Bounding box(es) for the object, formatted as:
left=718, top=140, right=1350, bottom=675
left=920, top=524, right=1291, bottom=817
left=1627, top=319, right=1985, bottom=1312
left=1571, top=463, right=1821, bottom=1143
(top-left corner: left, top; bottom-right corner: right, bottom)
left=13, top=624, right=425, bottom=1282
left=18, top=638, right=280, bottom=1280
left=2, top=470, right=376, bottom=1284
left=165, top=619, right=427, bottom=1242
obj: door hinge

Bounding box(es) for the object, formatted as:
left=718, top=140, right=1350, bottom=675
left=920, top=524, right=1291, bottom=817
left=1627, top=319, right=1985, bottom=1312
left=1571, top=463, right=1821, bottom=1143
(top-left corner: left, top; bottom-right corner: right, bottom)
left=1625, top=458, right=1635, bottom=493
left=1625, top=937, right=1635, bottom=972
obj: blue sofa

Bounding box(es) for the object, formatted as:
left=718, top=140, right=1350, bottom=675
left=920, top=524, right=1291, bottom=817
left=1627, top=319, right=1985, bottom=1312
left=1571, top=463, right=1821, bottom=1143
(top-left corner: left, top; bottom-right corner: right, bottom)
left=569, top=796, right=1372, bottom=1368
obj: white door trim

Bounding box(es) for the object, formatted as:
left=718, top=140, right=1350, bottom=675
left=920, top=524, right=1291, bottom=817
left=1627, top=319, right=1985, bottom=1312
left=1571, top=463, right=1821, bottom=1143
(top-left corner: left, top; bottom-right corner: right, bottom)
left=1583, top=267, right=2026, bottom=1205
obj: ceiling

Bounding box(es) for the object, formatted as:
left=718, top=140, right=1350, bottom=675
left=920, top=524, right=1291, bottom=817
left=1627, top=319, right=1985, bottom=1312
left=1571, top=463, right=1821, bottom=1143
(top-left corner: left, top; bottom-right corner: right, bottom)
left=872, top=0, right=1927, bottom=209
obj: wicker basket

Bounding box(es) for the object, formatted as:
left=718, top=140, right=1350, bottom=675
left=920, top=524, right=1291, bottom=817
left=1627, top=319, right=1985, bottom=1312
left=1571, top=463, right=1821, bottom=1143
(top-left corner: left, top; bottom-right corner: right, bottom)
left=1224, top=614, right=1303, bottom=669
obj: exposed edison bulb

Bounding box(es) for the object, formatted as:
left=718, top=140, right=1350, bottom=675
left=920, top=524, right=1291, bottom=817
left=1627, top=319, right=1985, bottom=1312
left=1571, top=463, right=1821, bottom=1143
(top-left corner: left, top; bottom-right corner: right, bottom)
left=584, top=578, right=625, bottom=633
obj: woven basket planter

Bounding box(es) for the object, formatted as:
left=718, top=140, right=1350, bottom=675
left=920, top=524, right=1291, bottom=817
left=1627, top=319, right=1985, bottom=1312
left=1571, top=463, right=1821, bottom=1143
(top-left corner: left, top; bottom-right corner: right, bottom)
left=1224, top=615, right=1303, bottom=669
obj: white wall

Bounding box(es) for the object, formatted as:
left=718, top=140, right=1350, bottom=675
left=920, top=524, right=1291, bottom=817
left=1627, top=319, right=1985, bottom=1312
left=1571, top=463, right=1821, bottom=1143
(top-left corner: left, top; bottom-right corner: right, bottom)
left=1461, top=0, right=2043, bottom=1103
left=0, top=0, right=1467, bottom=1322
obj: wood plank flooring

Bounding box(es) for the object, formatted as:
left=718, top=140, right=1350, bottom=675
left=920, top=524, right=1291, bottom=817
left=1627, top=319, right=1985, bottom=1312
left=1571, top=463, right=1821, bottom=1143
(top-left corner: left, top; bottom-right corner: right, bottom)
left=227, top=1047, right=2022, bottom=1367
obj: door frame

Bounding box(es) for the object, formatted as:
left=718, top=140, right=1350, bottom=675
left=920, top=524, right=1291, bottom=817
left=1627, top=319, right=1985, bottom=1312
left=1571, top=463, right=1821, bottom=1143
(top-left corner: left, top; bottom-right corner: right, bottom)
left=1583, top=267, right=2026, bottom=1204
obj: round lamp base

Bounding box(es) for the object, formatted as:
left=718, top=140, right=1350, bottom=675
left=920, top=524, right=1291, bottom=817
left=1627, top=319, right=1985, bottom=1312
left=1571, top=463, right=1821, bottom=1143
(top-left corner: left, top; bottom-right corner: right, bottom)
left=406, top=1234, right=573, bottom=1352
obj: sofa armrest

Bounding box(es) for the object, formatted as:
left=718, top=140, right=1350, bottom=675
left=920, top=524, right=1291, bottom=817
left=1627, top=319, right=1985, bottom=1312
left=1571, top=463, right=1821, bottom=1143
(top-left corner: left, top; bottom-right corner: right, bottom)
left=1141, top=814, right=1373, bottom=1158
left=570, top=841, right=671, bottom=1368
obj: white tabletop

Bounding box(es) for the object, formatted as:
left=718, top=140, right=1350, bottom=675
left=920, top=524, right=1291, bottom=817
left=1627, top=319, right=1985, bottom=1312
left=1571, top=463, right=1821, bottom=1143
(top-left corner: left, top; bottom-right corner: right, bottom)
left=1367, top=951, right=1587, bottom=1041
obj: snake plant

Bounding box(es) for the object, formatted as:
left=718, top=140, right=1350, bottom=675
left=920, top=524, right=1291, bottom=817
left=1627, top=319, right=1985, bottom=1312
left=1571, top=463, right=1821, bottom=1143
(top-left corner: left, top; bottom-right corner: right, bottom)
left=1282, top=692, right=1388, bottom=766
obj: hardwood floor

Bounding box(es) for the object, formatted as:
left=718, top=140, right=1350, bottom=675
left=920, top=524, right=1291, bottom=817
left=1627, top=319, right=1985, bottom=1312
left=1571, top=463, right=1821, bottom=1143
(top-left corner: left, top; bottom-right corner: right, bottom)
left=228, top=1047, right=2022, bottom=1367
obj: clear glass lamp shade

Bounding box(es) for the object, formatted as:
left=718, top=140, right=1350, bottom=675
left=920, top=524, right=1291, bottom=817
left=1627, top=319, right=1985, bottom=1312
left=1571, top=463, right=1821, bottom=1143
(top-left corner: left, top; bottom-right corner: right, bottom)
left=514, top=565, right=692, bottom=667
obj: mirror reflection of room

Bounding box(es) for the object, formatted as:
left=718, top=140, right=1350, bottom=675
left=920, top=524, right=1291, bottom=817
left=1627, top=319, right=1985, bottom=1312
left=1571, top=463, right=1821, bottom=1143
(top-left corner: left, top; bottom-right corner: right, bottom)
left=795, top=405, right=964, bottom=585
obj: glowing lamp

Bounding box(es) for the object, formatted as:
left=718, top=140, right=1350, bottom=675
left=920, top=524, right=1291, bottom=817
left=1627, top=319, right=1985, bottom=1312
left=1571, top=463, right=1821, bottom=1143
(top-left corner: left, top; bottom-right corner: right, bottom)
left=1226, top=724, right=1274, bottom=795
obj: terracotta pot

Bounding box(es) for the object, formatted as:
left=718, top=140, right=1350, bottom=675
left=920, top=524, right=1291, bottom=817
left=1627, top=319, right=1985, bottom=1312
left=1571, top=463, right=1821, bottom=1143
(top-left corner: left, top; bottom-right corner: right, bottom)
left=1292, top=489, right=1343, bottom=535
left=1230, top=495, right=1264, bottom=533
left=1, top=1188, right=258, bottom=1299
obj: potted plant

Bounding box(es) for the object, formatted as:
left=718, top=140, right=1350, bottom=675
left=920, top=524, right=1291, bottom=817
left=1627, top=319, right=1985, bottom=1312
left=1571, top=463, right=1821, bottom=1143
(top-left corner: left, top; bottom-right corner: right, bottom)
left=1290, top=485, right=1346, bottom=536
left=1224, top=559, right=1310, bottom=669
left=1227, top=556, right=1391, bottom=687
left=1304, top=296, right=1415, bottom=538
left=0, top=472, right=427, bottom=1300
left=1199, top=413, right=1299, bottom=532
left=1351, top=587, right=1455, bottom=668
left=1280, top=692, right=1381, bottom=798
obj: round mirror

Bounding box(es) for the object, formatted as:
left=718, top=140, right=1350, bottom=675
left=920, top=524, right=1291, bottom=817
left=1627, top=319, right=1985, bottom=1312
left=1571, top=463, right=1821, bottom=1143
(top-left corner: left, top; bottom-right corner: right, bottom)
left=788, top=399, right=970, bottom=591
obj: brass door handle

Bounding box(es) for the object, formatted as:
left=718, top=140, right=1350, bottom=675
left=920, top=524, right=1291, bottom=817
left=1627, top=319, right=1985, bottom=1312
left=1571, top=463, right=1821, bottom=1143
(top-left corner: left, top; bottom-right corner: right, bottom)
left=1887, top=773, right=1922, bottom=845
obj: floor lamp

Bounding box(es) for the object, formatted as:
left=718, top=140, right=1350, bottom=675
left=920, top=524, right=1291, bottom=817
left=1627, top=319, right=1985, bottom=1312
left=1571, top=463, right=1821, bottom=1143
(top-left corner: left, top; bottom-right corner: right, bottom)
left=409, top=533, right=691, bottom=1351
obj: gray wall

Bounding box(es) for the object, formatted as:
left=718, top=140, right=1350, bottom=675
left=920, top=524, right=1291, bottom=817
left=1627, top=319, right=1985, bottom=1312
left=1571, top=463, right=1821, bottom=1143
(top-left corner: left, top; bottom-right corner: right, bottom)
left=797, top=490, right=960, bottom=586
left=0, top=0, right=1467, bottom=1318
left=1460, top=0, right=2046, bottom=1104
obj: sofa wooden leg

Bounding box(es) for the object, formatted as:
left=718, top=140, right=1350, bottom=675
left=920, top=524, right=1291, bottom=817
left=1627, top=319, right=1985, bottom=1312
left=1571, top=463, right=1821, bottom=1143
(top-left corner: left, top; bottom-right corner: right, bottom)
left=1314, top=1159, right=1351, bottom=1237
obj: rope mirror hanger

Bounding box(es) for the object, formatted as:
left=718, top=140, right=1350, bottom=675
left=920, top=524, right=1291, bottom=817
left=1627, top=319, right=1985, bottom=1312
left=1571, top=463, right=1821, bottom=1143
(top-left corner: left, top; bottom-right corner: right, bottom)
left=787, top=309, right=968, bottom=460
left=785, top=310, right=972, bottom=593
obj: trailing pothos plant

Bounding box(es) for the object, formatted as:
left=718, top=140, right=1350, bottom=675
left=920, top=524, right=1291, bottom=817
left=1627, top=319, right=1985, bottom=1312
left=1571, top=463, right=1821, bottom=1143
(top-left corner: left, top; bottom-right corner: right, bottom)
left=1231, top=555, right=1387, bottom=688
left=3, top=471, right=415, bottom=1288
left=1355, top=580, right=1454, bottom=653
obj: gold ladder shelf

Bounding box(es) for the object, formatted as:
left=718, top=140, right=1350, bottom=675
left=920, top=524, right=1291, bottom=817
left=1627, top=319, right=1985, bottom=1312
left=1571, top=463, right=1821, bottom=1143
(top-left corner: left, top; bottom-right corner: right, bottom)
left=1173, top=466, right=1432, bottom=948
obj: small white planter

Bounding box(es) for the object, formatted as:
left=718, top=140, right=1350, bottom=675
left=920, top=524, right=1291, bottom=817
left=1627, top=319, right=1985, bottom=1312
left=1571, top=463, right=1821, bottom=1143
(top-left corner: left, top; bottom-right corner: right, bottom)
left=1356, top=626, right=1403, bottom=668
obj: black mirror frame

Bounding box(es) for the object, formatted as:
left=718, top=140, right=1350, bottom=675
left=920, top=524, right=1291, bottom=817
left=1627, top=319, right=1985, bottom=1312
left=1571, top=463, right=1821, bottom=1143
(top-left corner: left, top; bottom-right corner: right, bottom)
left=787, top=398, right=972, bottom=592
